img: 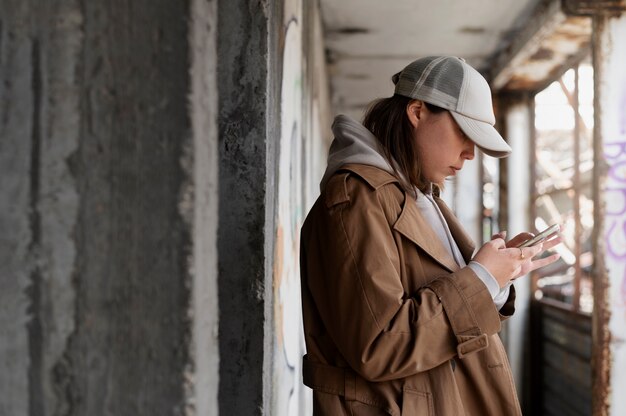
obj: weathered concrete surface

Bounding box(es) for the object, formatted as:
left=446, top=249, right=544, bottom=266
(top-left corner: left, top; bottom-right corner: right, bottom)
left=0, top=1, right=38, bottom=414
left=0, top=0, right=217, bottom=414
left=68, top=2, right=192, bottom=414
left=217, top=0, right=276, bottom=414
left=0, top=1, right=82, bottom=414
left=188, top=0, right=220, bottom=414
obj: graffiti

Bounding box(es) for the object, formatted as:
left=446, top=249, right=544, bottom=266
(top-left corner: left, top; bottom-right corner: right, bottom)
left=273, top=3, right=308, bottom=415
left=606, top=220, right=626, bottom=259
left=604, top=125, right=626, bottom=310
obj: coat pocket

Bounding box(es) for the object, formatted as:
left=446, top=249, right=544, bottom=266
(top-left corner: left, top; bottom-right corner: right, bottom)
left=401, top=388, right=433, bottom=415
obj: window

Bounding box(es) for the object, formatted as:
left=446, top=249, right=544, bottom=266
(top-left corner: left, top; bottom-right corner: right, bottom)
left=532, top=58, right=594, bottom=313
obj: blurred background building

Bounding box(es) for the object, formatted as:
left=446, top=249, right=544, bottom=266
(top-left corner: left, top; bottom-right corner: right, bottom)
left=1, top=0, right=625, bottom=415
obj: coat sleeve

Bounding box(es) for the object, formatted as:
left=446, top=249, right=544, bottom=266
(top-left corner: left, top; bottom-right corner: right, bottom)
left=302, top=174, right=504, bottom=382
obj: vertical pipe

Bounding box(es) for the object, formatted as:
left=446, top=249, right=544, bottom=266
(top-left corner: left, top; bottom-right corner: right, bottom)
left=573, top=65, right=582, bottom=312
left=529, top=95, right=539, bottom=295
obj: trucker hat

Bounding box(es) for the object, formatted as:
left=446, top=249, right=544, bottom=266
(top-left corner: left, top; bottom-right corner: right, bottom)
left=392, top=56, right=511, bottom=158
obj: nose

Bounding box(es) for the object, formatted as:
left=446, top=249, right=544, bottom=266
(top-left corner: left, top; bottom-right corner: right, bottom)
left=462, top=142, right=475, bottom=160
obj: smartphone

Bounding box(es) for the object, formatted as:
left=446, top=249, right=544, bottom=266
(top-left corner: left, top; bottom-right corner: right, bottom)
left=516, top=224, right=560, bottom=248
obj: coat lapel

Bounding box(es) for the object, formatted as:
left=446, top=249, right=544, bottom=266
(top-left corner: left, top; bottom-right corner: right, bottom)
left=434, top=196, right=476, bottom=264
left=393, top=196, right=460, bottom=273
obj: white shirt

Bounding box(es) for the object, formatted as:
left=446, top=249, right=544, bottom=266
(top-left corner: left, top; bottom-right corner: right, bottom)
left=415, top=188, right=511, bottom=310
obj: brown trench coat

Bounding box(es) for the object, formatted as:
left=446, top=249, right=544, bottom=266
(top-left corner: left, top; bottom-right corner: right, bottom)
left=300, top=164, right=522, bottom=416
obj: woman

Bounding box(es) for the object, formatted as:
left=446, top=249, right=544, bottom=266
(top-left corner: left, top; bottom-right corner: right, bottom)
left=299, top=56, right=561, bottom=415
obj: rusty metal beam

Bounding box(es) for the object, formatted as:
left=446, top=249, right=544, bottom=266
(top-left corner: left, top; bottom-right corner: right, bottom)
left=489, top=0, right=592, bottom=92
left=562, top=0, right=626, bottom=16
left=590, top=14, right=612, bottom=416
left=491, top=0, right=565, bottom=89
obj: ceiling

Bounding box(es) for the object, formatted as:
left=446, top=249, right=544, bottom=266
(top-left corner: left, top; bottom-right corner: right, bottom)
left=320, top=0, right=542, bottom=119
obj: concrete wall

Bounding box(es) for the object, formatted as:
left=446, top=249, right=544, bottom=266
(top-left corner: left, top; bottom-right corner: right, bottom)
left=0, top=1, right=219, bottom=415
left=1, top=0, right=332, bottom=414
left=216, top=0, right=330, bottom=414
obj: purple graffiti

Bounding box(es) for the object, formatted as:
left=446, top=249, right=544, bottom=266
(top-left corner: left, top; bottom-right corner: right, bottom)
left=605, top=141, right=626, bottom=160
left=609, top=160, right=626, bottom=183
left=606, top=220, right=626, bottom=259
left=605, top=117, right=626, bottom=307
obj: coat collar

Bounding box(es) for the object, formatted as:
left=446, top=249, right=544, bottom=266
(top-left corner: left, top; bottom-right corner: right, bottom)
left=339, top=163, right=400, bottom=189
left=338, top=163, right=476, bottom=272
left=393, top=196, right=461, bottom=273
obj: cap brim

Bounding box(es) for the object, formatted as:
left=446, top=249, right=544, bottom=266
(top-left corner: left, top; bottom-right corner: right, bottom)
left=450, top=112, right=512, bottom=158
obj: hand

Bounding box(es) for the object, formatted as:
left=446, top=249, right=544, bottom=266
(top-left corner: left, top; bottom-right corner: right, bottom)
left=473, top=231, right=562, bottom=288
left=505, top=232, right=562, bottom=280
left=473, top=238, right=542, bottom=287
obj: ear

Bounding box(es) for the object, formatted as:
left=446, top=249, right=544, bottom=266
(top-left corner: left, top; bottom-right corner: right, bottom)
left=406, top=100, right=424, bottom=129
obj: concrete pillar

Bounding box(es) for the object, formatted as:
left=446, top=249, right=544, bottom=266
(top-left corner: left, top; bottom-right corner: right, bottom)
left=593, top=12, right=626, bottom=416
left=216, top=0, right=280, bottom=414
left=502, top=97, right=533, bottom=407
left=189, top=0, right=220, bottom=414
left=0, top=2, right=48, bottom=413
left=0, top=1, right=219, bottom=414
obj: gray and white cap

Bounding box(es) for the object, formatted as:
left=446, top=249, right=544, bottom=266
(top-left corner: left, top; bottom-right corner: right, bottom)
left=393, top=56, right=511, bottom=158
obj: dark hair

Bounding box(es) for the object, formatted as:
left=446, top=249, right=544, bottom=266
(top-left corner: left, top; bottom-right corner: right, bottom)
left=362, top=94, right=445, bottom=193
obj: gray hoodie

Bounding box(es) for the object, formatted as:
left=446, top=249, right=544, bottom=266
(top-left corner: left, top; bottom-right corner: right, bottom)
left=321, top=114, right=511, bottom=308
left=320, top=114, right=396, bottom=192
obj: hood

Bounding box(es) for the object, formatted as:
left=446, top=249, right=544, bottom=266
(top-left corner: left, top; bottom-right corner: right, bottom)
left=320, top=115, right=395, bottom=191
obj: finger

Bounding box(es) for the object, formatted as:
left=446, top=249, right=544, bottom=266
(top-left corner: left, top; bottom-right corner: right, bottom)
left=492, top=230, right=507, bottom=240
left=528, top=253, right=561, bottom=272
left=514, top=245, right=541, bottom=260
left=527, top=243, right=544, bottom=258
left=540, top=235, right=563, bottom=252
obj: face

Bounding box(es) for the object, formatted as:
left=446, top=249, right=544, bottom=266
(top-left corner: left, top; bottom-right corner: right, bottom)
left=407, top=101, right=475, bottom=184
